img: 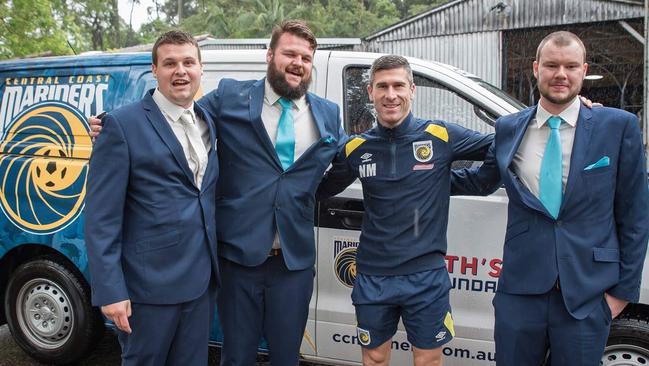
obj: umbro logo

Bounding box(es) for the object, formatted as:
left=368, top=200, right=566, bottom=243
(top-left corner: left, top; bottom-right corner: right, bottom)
left=360, top=153, right=373, bottom=163
left=435, top=331, right=447, bottom=342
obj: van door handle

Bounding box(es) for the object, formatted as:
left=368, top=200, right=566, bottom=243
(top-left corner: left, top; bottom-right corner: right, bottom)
left=327, top=208, right=363, bottom=230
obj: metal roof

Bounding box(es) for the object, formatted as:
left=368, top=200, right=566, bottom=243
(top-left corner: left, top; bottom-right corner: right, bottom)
left=365, top=0, right=645, bottom=41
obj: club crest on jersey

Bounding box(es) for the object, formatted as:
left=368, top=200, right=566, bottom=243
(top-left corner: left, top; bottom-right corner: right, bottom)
left=413, top=140, right=433, bottom=162
left=357, top=327, right=371, bottom=346
left=359, top=163, right=376, bottom=178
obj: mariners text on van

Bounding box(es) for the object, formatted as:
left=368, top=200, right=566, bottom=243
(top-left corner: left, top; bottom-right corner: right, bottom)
left=5, top=75, right=110, bottom=86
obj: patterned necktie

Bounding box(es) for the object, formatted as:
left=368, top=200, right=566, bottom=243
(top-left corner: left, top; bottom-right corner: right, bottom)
left=539, top=116, right=563, bottom=218
left=275, top=97, right=295, bottom=170
left=179, top=110, right=208, bottom=187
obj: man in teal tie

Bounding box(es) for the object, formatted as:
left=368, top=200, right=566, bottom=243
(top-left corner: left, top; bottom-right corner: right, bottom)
left=451, top=31, right=649, bottom=365
left=196, top=21, right=346, bottom=366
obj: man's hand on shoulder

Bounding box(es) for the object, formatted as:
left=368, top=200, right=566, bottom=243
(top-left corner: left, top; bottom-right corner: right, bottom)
left=89, top=115, right=103, bottom=139
left=605, top=293, right=629, bottom=319
left=579, top=95, right=603, bottom=109
left=101, top=299, right=132, bottom=334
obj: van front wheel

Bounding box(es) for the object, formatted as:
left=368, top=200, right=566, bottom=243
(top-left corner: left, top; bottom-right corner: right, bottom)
left=602, top=314, right=649, bottom=365
left=4, top=258, right=104, bottom=365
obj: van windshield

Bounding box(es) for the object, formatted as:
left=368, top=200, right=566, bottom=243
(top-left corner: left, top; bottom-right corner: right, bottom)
left=469, top=77, right=527, bottom=110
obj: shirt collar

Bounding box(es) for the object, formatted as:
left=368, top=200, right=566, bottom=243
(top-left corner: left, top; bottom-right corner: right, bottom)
left=264, top=79, right=307, bottom=111
left=376, top=112, right=415, bottom=137
left=535, top=97, right=580, bottom=128
left=152, top=88, right=195, bottom=123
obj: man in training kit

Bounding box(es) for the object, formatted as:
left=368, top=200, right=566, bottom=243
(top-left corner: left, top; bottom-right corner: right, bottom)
left=317, top=55, right=493, bottom=366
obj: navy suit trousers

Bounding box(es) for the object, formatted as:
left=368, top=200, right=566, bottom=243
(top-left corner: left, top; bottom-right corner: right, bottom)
left=117, top=284, right=216, bottom=366
left=218, top=255, right=314, bottom=366
left=494, top=289, right=611, bottom=366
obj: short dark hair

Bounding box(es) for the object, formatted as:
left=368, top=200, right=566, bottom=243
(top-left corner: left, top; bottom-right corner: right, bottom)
left=369, top=55, right=413, bottom=86
left=536, top=31, right=586, bottom=63
left=269, top=20, right=317, bottom=51
left=152, top=30, right=201, bottom=65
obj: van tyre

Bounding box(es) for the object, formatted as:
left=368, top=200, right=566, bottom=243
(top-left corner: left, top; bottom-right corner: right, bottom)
left=602, top=314, right=649, bottom=365
left=4, top=258, right=104, bottom=364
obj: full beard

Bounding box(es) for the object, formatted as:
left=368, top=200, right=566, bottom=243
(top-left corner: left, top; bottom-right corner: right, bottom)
left=267, top=61, right=311, bottom=100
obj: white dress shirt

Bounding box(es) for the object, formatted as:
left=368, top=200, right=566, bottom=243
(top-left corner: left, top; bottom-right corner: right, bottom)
left=512, top=96, right=580, bottom=198
left=152, top=89, right=211, bottom=187
left=262, top=80, right=320, bottom=249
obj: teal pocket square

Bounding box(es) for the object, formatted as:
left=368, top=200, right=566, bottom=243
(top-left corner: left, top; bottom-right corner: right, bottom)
left=322, top=136, right=335, bottom=144
left=584, top=156, right=610, bottom=170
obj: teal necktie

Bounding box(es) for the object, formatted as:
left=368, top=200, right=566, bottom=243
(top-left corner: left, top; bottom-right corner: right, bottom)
left=539, top=116, right=563, bottom=218
left=275, top=98, right=295, bottom=170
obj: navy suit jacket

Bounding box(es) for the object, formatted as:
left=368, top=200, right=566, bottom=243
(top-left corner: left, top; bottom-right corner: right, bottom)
left=198, top=78, right=346, bottom=270
left=86, top=90, right=219, bottom=306
left=452, top=105, right=649, bottom=319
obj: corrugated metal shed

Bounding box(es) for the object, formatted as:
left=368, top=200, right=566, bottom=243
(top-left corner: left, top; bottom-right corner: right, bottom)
left=365, top=31, right=503, bottom=85
left=361, top=0, right=644, bottom=89
left=366, top=0, right=644, bottom=42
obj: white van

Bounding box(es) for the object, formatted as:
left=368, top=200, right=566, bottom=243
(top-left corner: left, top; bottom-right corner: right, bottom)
left=0, top=50, right=647, bottom=365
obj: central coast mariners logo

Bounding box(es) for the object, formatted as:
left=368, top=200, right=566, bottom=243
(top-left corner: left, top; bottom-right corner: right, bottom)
left=357, top=327, right=371, bottom=346
left=333, top=237, right=359, bottom=288
left=0, top=102, right=92, bottom=234
left=413, top=140, right=433, bottom=162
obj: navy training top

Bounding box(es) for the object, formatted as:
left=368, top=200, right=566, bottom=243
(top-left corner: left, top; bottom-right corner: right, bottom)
left=317, top=113, right=493, bottom=276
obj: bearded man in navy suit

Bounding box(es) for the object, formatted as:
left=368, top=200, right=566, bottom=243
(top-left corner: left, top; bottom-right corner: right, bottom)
left=197, top=20, right=346, bottom=366
left=452, top=31, right=649, bottom=365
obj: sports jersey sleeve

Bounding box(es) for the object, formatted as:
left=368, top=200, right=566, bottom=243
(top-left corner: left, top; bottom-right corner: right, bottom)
left=451, top=140, right=501, bottom=196
left=445, top=122, right=494, bottom=161
left=316, top=137, right=358, bottom=200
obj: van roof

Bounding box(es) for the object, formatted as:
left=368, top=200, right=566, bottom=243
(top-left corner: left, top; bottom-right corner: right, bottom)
left=0, top=52, right=151, bottom=71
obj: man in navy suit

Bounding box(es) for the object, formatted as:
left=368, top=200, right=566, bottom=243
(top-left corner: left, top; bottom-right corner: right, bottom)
left=197, top=20, right=345, bottom=365
left=85, top=31, right=219, bottom=366
left=452, top=31, right=649, bottom=365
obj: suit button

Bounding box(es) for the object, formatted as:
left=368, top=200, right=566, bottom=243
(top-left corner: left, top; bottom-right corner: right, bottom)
left=556, top=220, right=562, bottom=227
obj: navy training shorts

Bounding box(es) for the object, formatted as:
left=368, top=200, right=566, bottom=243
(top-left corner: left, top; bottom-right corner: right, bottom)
left=351, top=267, right=454, bottom=349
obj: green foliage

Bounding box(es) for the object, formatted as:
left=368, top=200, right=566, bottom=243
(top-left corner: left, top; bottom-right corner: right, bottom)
left=175, top=0, right=401, bottom=38
left=0, top=0, right=72, bottom=59
left=1, top=0, right=452, bottom=59
left=410, top=0, right=448, bottom=16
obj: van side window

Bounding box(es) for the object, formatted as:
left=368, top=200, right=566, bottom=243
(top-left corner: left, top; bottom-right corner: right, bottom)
left=343, top=67, right=495, bottom=135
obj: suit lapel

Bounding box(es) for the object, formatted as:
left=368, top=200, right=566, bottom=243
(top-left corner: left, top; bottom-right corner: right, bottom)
left=195, top=103, right=218, bottom=190
left=287, top=93, right=330, bottom=167
left=142, top=92, right=196, bottom=187
left=249, top=79, right=283, bottom=170
left=306, top=94, right=329, bottom=140
left=560, top=105, right=593, bottom=212
left=504, top=107, right=536, bottom=167
left=503, top=107, right=551, bottom=216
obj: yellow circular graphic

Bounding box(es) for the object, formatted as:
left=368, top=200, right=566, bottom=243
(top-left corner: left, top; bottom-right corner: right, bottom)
left=416, top=145, right=432, bottom=161
left=334, top=247, right=357, bottom=288
left=0, top=102, right=92, bottom=234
